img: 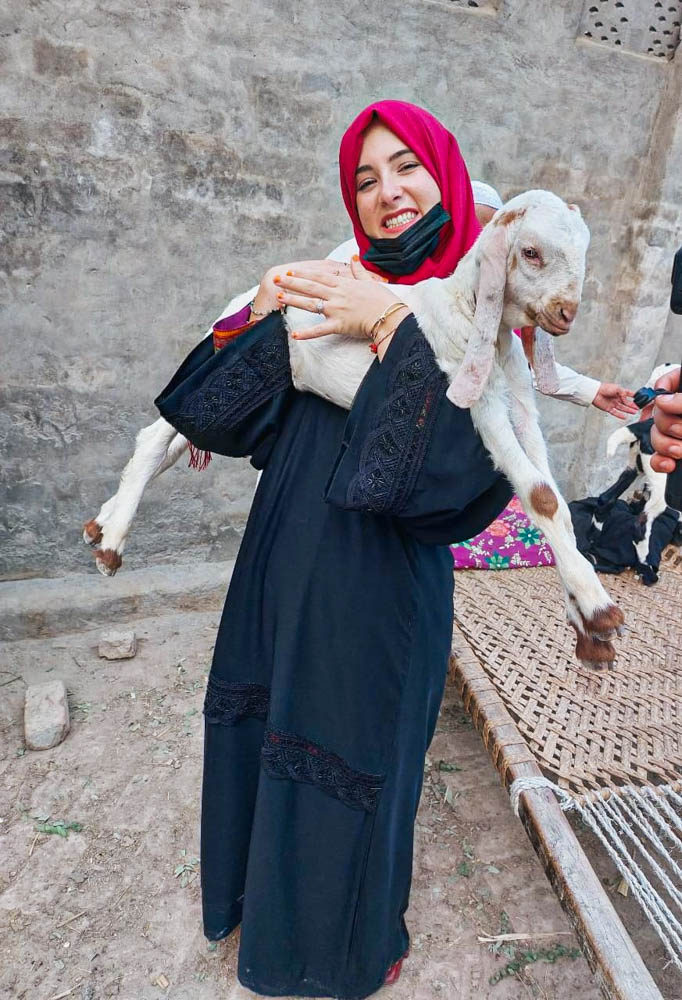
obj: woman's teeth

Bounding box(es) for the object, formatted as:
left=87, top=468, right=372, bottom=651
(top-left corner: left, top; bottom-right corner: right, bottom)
left=384, top=211, right=417, bottom=230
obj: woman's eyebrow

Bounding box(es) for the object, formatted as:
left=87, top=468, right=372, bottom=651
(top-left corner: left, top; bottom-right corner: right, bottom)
left=355, top=148, right=415, bottom=177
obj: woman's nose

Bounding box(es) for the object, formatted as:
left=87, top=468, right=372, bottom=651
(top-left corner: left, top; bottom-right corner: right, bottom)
left=378, top=178, right=403, bottom=204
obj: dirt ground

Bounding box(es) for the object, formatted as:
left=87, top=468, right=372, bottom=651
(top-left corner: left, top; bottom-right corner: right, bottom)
left=0, top=605, right=678, bottom=1000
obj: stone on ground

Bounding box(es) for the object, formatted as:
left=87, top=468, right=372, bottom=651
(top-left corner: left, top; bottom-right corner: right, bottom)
left=24, top=679, right=70, bottom=750
left=98, top=629, right=137, bottom=660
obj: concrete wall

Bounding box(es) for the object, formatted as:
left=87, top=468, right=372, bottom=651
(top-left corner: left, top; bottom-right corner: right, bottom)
left=2, top=0, right=681, bottom=579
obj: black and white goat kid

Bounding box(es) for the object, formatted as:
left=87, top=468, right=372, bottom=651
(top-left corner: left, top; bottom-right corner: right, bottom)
left=601, top=363, right=682, bottom=584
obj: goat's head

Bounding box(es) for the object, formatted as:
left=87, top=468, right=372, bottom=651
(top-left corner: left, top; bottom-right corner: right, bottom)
left=446, top=190, right=590, bottom=408
left=492, top=190, right=590, bottom=335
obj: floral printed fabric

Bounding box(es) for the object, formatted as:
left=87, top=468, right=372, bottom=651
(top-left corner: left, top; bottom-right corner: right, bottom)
left=451, top=495, right=555, bottom=570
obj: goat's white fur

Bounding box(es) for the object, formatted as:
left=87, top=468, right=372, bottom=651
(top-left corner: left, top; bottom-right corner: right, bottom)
left=84, top=190, right=624, bottom=665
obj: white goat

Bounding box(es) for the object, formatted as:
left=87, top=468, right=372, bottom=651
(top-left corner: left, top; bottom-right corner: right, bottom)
left=83, top=190, right=625, bottom=667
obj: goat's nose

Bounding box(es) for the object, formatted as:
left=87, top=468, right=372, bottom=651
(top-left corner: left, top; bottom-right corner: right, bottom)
left=559, top=302, right=578, bottom=324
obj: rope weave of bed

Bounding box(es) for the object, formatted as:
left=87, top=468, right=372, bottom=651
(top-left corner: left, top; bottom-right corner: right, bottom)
left=453, top=562, right=682, bottom=797
left=452, top=557, right=682, bottom=972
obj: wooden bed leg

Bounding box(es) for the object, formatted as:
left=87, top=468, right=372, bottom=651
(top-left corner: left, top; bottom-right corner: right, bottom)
left=449, top=641, right=664, bottom=1000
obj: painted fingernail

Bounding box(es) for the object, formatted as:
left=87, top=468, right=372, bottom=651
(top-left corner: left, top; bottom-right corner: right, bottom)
left=292, top=333, right=299, bottom=339
left=352, top=254, right=360, bottom=261
left=273, top=275, right=281, bottom=284
left=286, top=270, right=294, bottom=276
left=381, top=277, right=389, bottom=282
left=276, top=292, right=284, bottom=301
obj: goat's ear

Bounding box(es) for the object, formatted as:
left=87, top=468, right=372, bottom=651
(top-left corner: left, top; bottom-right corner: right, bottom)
left=530, top=327, right=560, bottom=394
left=446, top=225, right=508, bottom=409
left=568, top=203, right=581, bottom=215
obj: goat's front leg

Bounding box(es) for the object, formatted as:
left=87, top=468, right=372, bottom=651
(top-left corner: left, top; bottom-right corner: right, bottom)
left=84, top=418, right=186, bottom=576
left=633, top=455, right=669, bottom=585
left=471, top=393, right=624, bottom=669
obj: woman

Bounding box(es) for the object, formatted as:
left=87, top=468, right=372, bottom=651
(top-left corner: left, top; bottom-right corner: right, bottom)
left=153, top=101, right=615, bottom=998
left=156, top=100, right=508, bottom=998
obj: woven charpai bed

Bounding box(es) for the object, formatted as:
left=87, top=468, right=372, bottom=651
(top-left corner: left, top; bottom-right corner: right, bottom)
left=449, top=551, right=682, bottom=1000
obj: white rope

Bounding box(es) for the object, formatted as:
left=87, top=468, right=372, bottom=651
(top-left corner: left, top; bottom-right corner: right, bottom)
left=507, top=776, right=682, bottom=973
left=598, top=795, right=682, bottom=912
left=622, top=789, right=682, bottom=876
left=646, top=786, right=682, bottom=840
left=591, top=796, right=682, bottom=956
left=582, top=796, right=682, bottom=957
left=509, top=776, right=569, bottom=818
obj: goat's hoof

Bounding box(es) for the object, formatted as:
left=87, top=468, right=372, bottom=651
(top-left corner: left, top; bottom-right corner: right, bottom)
left=95, top=548, right=122, bottom=576
left=581, top=603, right=625, bottom=642
left=572, top=629, right=616, bottom=670
left=83, top=519, right=103, bottom=546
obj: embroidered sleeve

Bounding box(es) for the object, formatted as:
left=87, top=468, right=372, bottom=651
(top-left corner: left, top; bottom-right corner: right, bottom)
left=344, top=334, right=446, bottom=514
left=261, top=727, right=385, bottom=813
left=323, top=315, right=511, bottom=541
left=170, top=324, right=289, bottom=438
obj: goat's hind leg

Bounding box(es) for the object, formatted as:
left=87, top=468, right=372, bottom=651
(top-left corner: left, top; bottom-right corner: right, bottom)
left=83, top=494, right=117, bottom=547
left=90, top=418, right=187, bottom=576
left=472, top=395, right=624, bottom=668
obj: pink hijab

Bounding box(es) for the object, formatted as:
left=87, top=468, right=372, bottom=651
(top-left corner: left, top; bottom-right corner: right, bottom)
left=338, top=100, right=481, bottom=285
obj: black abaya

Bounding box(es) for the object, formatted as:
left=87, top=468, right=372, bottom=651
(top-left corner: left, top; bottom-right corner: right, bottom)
left=156, top=313, right=511, bottom=998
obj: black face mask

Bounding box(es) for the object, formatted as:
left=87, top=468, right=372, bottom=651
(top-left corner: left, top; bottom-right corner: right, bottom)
left=362, top=203, right=451, bottom=276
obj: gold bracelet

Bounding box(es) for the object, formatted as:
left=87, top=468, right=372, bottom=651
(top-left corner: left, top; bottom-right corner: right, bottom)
left=369, top=303, right=408, bottom=353
left=370, top=301, right=408, bottom=339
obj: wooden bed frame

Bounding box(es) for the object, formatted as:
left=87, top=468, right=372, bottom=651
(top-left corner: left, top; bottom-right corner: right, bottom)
left=450, top=628, right=663, bottom=1000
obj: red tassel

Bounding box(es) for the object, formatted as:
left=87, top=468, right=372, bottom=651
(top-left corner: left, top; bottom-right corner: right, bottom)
left=188, top=443, right=212, bottom=471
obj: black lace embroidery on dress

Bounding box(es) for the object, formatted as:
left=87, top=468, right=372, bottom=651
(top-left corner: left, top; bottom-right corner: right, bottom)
left=203, top=677, right=270, bottom=726
left=167, top=322, right=290, bottom=441
left=261, top=727, right=385, bottom=813
left=346, top=334, right=446, bottom=514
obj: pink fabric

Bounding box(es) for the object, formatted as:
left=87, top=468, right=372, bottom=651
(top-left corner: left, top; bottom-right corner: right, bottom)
left=338, top=101, right=481, bottom=284
left=451, top=497, right=556, bottom=570
left=214, top=304, right=252, bottom=332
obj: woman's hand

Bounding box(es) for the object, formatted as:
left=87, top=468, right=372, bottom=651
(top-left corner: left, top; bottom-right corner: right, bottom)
left=274, top=257, right=404, bottom=340
left=650, top=367, right=682, bottom=474
left=252, top=259, right=352, bottom=317
left=591, top=382, right=638, bottom=420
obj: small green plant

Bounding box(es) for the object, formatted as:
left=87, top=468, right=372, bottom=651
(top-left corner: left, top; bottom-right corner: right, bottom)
left=489, top=942, right=582, bottom=985
left=437, top=760, right=462, bottom=772
left=174, top=850, right=200, bottom=887
left=33, top=819, right=83, bottom=838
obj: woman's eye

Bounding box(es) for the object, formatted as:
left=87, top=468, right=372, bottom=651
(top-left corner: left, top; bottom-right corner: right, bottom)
left=357, top=178, right=376, bottom=193
left=399, top=161, right=420, bottom=172
left=523, top=247, right=539, bottom=260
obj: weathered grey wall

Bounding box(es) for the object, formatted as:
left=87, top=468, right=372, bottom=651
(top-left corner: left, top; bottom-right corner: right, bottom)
left=2, top=0, right=681, bottom=579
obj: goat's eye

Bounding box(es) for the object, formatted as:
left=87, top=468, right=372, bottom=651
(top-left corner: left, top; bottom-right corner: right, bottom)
left=523, top=247, right=539, bottom=260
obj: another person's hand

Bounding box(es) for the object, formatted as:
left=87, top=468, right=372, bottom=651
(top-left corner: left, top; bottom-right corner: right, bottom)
left=591, top=382, right=638, bottom=420
left=650, top=367, right=682, bottom=474
left=274, top=257, right=407, bottom=344
left=251, top=260, right=352, bottom=317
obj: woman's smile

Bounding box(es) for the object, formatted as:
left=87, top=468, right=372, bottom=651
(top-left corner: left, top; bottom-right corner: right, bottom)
left=381, top=208, right=420, bottom=235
